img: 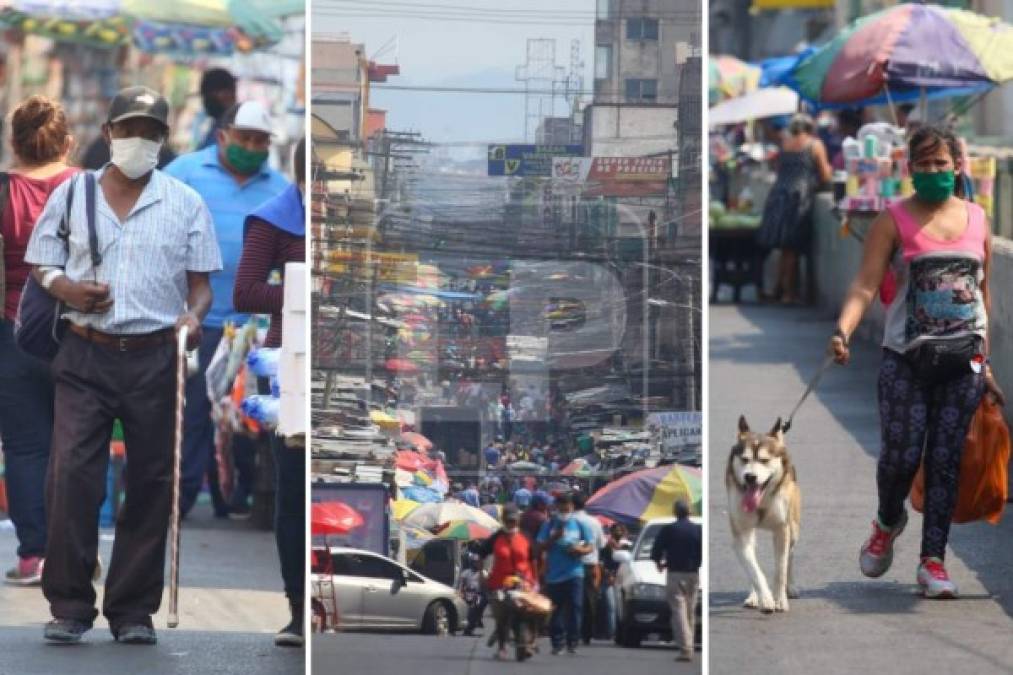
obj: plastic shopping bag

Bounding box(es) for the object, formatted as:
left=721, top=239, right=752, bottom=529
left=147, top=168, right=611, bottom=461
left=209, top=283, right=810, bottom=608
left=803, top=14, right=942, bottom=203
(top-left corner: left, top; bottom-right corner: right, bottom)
left=910, top=398, right=1010, bottom=524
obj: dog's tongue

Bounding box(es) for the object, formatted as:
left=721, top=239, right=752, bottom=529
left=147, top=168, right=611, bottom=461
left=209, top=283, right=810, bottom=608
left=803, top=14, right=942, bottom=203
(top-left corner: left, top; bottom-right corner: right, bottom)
left=742, top=485, right=762, bottom=513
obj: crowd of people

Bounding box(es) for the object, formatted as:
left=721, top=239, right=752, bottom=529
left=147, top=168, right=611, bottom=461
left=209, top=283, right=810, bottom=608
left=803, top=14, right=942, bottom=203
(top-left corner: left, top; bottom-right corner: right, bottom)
left=0, top=69, right=305, bottom=648
left=456, top=494, right=701, bottom=662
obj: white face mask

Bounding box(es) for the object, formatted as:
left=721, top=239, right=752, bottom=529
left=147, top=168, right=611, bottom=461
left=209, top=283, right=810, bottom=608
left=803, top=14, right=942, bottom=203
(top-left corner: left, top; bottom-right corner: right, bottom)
left=110, top=137, right=161, bottom=179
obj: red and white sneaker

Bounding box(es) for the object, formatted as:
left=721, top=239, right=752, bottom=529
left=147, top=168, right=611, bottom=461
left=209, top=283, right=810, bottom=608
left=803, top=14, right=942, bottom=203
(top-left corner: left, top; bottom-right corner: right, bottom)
left=4, top=556, right=43, bottom=586
left=917, top=557, right=958, bottom=599
left=859, top=510, right=907, bottom=578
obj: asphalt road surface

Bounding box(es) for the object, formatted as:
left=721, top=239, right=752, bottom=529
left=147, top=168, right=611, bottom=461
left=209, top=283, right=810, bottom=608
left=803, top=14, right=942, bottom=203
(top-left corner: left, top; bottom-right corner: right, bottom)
left=312, top=631, right=700, bottom=675
left=709, top=305, right=1013, bottom=675
left=0, top=504, right=303, bottom=675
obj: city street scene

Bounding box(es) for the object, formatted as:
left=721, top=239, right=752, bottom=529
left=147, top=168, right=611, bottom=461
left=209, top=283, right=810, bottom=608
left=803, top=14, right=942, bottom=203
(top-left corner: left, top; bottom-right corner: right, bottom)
left=0, top=2, right=305, bottom=674
left=709, top=1, right=1013, bottom=674
left=310, top=0, right=702, bottom=672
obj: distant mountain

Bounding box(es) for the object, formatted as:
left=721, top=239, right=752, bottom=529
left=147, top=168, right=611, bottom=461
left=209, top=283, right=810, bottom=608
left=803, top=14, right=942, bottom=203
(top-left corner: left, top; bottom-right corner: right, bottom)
left=369, top=67, right=542, bottom=150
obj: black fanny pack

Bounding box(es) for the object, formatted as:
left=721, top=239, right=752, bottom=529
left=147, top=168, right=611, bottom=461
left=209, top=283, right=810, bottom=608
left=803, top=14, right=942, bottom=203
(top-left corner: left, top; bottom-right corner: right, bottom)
left=906, top=335, right=983, bottom=383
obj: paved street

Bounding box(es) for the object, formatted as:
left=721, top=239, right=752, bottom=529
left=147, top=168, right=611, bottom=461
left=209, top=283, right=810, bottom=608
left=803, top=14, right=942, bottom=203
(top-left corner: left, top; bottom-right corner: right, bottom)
left=313, top=632, right=698, bottom=674
left=709, top=305, right=1013, bottom=675
left=0, top=505, right=303, bottom=675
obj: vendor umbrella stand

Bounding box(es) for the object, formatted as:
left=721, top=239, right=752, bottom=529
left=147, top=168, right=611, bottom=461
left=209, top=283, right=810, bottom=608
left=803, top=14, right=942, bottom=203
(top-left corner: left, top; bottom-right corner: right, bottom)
left=780, top=3, right=1013, bottom=114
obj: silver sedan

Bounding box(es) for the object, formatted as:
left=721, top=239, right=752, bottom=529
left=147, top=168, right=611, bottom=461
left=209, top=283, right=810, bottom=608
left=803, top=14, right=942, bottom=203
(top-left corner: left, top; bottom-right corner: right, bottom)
left=311, top=546, right=468, bottom=635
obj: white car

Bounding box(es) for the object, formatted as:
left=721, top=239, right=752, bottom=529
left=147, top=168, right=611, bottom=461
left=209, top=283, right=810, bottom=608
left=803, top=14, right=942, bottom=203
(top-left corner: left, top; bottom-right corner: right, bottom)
left=612, top=517, right=702, bottom=648
left=311, top=546, right=467, bottom=635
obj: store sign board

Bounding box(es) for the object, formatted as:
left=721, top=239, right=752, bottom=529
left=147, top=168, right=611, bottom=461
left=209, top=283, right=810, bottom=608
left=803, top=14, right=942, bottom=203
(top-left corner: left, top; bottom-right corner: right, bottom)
left=646, top=411, right=702, bottom=451
left=488, top=144, right=584, bottom=176
left=552, top=156, right=671, bottom=182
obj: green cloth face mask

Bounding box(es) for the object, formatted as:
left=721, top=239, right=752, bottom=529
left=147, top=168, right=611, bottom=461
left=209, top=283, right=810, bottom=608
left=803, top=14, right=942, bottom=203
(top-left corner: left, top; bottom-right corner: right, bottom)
left=226, top=143, right=268, bottom=175
left=911, top=170, right=955, bottom=203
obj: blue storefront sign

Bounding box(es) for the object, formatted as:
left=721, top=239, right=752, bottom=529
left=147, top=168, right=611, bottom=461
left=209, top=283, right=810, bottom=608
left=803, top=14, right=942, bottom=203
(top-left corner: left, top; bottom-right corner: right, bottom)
left=487, top=144, right=584, bottom=177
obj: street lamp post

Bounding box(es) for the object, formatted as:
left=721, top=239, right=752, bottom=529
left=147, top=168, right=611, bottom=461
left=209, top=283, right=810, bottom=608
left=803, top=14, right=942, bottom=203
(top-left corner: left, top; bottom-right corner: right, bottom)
left=611, top=202, right=650, bottom=425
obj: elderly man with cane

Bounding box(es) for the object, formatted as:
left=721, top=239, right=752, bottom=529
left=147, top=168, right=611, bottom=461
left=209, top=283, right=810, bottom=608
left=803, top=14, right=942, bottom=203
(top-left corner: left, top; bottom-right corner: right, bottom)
left=24, top=86, right=221, bottom=644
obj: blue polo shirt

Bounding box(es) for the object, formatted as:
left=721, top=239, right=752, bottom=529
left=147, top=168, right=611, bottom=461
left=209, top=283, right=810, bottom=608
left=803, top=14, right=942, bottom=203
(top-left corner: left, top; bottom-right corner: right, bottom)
left=164, top=144, right=290, bottom=329
left=536, top=515, right=592, bottom=584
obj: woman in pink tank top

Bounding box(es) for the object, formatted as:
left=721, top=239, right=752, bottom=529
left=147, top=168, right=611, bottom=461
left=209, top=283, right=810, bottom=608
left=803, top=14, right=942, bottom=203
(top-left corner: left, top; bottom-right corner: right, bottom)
left=826, top=126, right=1003, bottom=600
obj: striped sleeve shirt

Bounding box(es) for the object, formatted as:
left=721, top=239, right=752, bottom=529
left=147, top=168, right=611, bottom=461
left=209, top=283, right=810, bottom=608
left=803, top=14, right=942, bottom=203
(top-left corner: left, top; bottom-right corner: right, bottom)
left=24, top=168, right=223, bottom=334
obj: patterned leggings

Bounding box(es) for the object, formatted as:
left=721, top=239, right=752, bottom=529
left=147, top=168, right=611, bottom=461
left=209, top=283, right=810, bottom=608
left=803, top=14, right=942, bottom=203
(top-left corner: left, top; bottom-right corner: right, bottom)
left=876, top=348, right=984, bottom=560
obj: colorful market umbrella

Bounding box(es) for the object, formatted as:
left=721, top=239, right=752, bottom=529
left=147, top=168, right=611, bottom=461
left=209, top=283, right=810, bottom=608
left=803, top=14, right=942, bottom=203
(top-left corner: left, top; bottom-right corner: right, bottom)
left=402, top=525, right=435, bottom=550
left=392, top=498, right=420, bottom=521
left=385, top=358, right=420, bottom=374
left=394, top=450, right=429, bottom=472
left=435, top=520, right=494, bottom=541
left=400, top=431, right=433, bottom=452
left=708, top=86, right=800, bottom=127
left=585, top=464, right=702, bottom=525
left=370, top=409, right=401, bottom=430
left=560, top=458, right=597, bottom=477
left=782, top=3, right=1013, bottom=109
left=402, top=502, right=500, bottom=531
left=311, top=501, right=364, bottom=536
left=709, top=54, right=761, bottom=105
left=400, top=486, right=443, bottom=504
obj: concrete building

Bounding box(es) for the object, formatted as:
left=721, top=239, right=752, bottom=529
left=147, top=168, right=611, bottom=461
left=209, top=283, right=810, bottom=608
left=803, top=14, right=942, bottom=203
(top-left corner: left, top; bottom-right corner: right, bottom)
left=584, top=0, right=700, bottom=158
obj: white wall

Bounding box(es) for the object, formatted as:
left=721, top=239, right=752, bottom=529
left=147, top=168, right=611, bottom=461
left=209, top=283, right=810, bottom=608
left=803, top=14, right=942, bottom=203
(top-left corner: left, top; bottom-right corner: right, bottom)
left=587, top=104, right=678, bottom=157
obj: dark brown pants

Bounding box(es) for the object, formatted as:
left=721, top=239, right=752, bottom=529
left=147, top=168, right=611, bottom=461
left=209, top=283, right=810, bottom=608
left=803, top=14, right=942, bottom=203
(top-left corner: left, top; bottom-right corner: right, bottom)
left=42, top=331, right=176, bottom=629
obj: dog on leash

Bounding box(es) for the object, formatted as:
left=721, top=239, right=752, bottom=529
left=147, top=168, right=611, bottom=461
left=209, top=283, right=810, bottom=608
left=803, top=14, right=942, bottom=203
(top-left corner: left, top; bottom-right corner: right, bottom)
left=726, top=415, right=801, bottom=613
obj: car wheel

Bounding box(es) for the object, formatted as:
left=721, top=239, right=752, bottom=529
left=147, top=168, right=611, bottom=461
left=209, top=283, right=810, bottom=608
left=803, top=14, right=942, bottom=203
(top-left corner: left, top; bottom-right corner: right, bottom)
left=423, top=601, right=451, bottom=636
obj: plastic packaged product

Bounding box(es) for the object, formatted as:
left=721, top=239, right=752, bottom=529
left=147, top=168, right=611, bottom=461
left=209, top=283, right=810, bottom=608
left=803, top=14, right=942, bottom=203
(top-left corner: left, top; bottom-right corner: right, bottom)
left=900, top=177, right=914, bottom=197
left=863, top=134, right=877, bottom=158
left=846, top=175, right=860, bottom=196
left=241, top=395, right=279, bottom=428
left=842, top=137, right=862, bottom=161
left=247, top=348, right=280, bottom=378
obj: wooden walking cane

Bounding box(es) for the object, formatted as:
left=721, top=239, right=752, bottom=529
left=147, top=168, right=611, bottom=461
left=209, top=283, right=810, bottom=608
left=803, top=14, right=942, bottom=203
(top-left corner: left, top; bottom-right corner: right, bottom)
left=168, top=324, right=188, bottom=628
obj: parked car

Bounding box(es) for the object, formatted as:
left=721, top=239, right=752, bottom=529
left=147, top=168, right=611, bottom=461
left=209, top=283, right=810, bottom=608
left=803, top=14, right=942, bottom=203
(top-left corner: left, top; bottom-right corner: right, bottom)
left=311, top=546, right=467, bottom=635
left=612, top=517, right=703, bottom=648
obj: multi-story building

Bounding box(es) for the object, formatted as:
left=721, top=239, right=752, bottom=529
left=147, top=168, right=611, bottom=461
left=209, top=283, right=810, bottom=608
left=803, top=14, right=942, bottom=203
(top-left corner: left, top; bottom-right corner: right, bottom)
left=584, top=0, right=700, bottom=158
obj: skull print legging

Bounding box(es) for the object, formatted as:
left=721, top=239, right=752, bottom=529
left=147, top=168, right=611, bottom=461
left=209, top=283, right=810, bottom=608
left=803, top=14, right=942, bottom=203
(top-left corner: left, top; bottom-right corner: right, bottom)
left=876, top=348, right=984, bottom=560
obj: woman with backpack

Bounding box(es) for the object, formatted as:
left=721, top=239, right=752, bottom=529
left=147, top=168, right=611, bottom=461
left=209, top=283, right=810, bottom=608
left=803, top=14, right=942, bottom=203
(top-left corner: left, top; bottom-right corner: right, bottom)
left=0, top=96, right=79, bottom=585
left=830, top=125, right=1005, bottom=599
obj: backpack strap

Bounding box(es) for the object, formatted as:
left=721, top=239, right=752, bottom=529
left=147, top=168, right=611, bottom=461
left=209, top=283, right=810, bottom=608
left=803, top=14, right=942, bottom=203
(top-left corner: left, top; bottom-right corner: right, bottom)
left=0, top=172, right=11, bottom=221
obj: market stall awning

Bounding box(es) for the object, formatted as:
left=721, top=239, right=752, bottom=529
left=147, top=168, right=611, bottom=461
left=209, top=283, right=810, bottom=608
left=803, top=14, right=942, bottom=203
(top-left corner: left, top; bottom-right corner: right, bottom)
left=402, top=502, right=500, bottom=531
left=709, top=87, right=799, bottom=127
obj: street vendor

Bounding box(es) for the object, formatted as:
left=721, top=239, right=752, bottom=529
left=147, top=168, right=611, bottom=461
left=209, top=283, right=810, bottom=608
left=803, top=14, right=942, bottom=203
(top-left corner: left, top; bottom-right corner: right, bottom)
left=165, top=100, right=290, bottom=519
left=25, top=86, right=222, bottom=644
left=234, top=136, right=307, bottom=647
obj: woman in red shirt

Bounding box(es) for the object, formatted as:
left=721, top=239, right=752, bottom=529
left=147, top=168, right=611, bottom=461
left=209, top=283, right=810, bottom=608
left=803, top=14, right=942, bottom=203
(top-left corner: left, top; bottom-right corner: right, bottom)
left=1, top=96, right=78, bottom=585
left=476, top=504, right=538, bottom=660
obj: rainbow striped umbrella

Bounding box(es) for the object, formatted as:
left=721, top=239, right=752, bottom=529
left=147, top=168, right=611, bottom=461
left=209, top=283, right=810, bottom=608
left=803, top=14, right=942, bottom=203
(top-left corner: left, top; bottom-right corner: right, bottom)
left=586, top=465, right=701, bottom=525
left=434, top=520, right=494, bottom=542
left=784, top=3, right=1013, bottom=108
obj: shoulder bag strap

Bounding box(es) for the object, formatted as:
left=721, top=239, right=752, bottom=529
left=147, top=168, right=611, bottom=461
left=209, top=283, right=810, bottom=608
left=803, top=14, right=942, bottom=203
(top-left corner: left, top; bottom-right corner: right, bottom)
left=0, top=172, right=9, bottom=309
left=84, top=172, right=101, bottom=278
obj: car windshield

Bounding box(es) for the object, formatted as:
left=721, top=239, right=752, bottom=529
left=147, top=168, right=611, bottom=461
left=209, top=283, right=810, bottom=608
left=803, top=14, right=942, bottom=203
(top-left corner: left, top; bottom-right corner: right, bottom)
left=634, top=524, right=663, bottom=561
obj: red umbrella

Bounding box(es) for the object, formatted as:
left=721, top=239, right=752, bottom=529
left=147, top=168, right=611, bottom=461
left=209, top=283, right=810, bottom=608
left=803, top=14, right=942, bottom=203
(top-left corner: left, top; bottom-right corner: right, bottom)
left=401, top=431, right=433, bottom=452
left=395, top=449, right=428, bottom=472
left=311, top=502, right=364, bottom=536
left=385, top=358, right=420, bottom=374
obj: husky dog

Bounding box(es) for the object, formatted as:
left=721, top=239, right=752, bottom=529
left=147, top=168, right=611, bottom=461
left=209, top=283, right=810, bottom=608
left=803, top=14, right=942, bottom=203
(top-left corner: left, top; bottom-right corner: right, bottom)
left=726, top=415, right=801, bottom=613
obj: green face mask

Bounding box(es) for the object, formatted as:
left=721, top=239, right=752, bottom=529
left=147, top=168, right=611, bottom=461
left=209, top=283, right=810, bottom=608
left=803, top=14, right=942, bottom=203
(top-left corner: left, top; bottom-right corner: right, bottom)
left=911, top=170, right=955, bottom=203
left=226, top=143, right=268, bottom=175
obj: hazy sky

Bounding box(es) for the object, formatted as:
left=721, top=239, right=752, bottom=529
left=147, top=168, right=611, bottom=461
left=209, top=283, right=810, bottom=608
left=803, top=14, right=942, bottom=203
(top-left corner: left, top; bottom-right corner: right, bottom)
left=312, top=0, right=595, bottom=145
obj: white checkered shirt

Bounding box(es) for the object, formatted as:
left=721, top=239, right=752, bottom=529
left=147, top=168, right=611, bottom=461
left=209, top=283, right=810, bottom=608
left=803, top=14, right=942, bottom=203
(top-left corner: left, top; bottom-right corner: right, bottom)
left=24, top=167, right=223, bottom=334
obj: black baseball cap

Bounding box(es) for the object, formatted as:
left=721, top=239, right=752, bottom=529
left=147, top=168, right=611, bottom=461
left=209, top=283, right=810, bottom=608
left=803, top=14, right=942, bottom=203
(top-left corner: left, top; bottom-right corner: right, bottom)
left=107, top=86, right=169, bottom=129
